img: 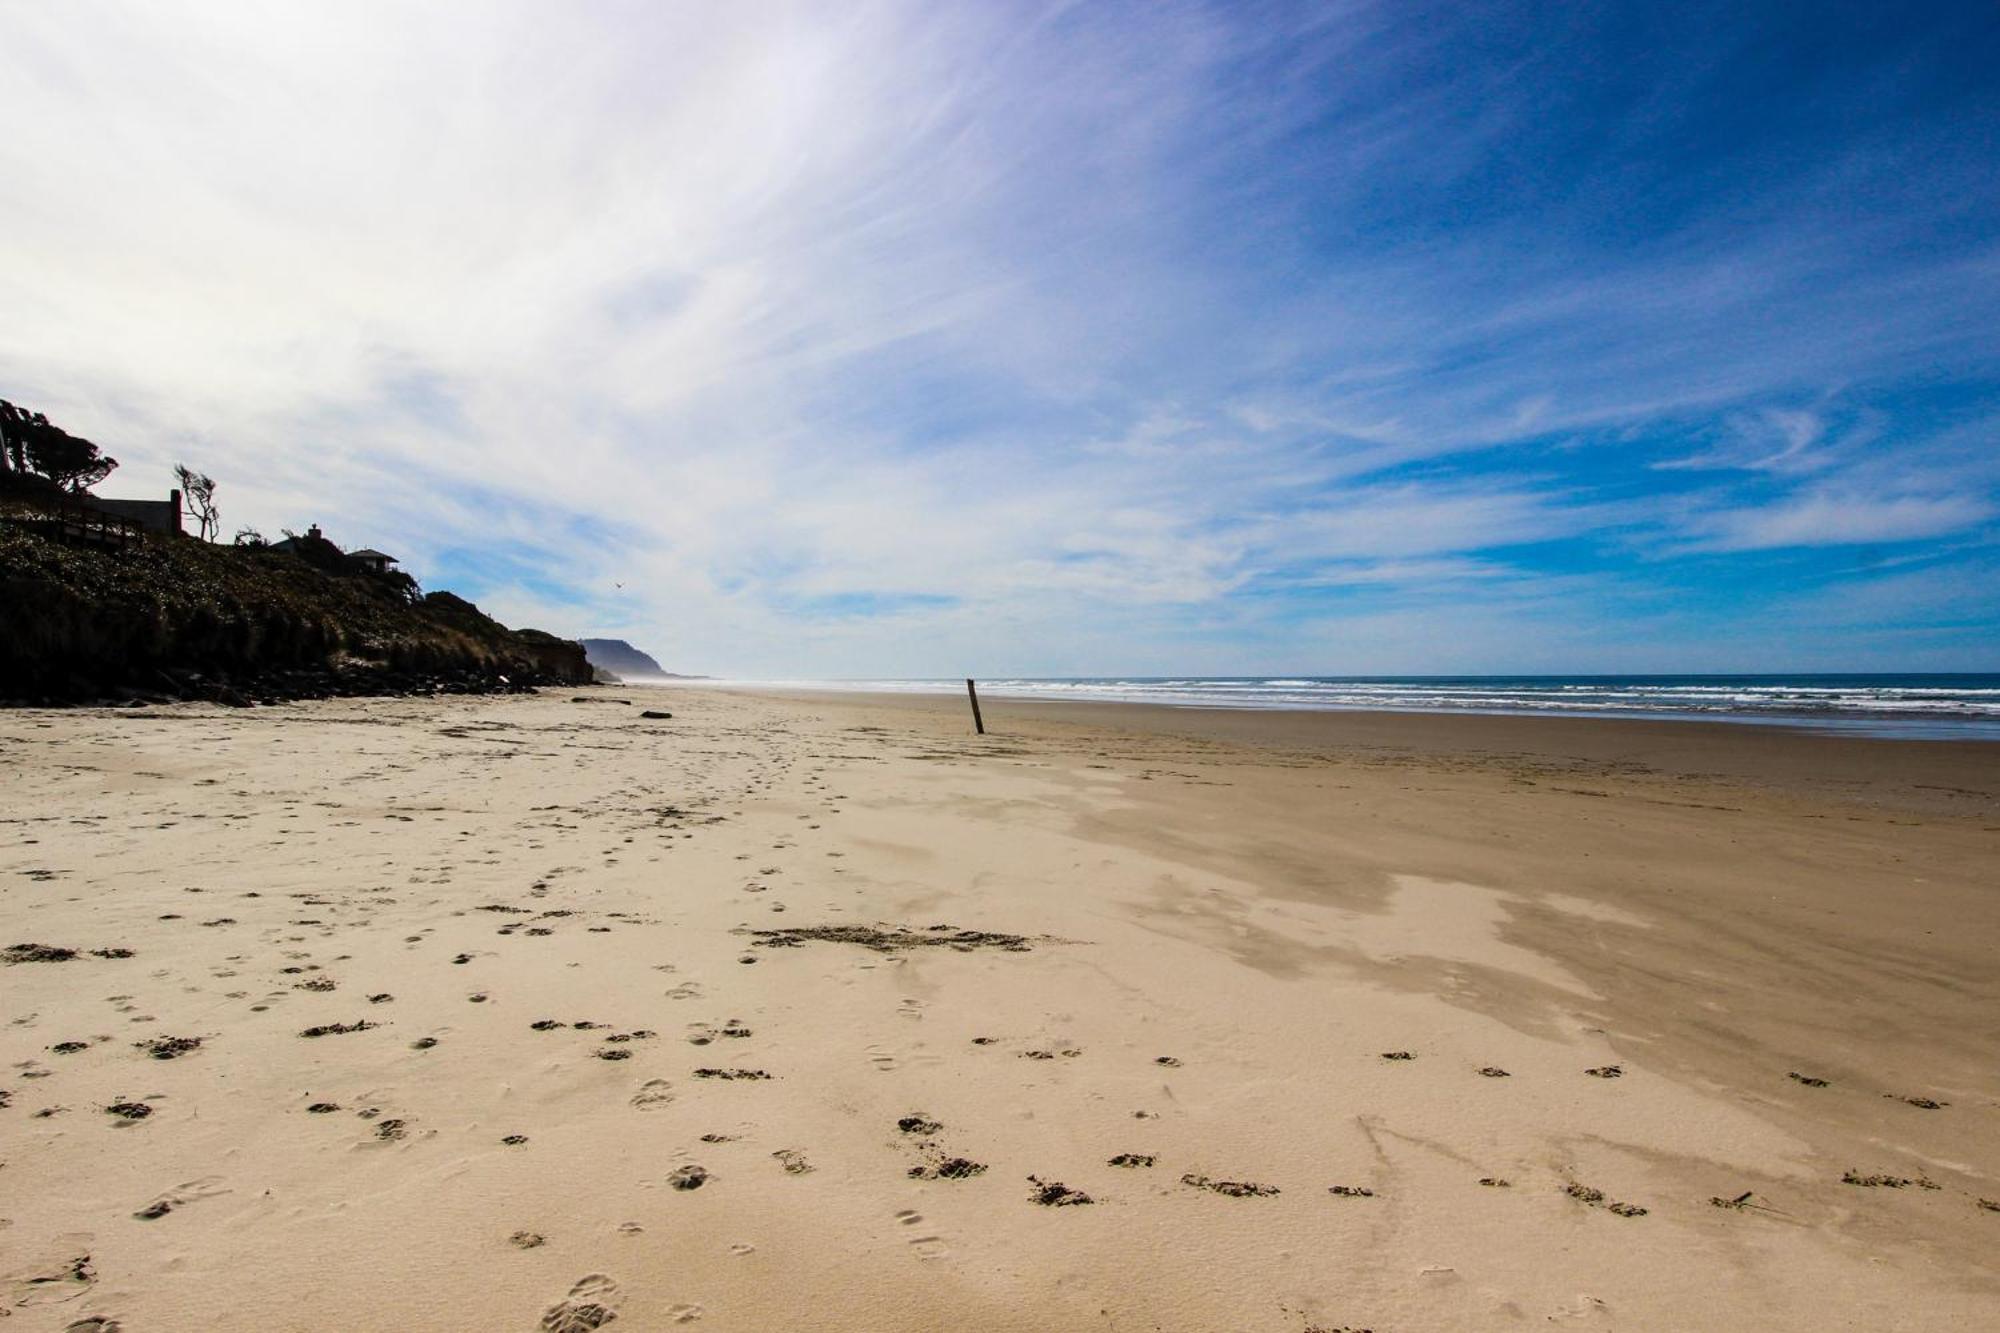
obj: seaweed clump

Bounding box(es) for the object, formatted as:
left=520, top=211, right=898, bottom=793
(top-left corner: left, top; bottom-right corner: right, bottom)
left=1028, top=1176, right=1093, bottom=1206
left=1183, top=1174, right=1279, bottom=1198
left=748, top=924, right=1032, bottom=954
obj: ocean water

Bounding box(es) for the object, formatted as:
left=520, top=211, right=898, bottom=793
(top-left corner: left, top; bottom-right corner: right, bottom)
left=712, top=674, right=2000, bottom=740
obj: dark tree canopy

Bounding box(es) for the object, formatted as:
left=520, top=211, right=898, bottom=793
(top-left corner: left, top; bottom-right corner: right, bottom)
left=0, top=399, right=118, bottom=492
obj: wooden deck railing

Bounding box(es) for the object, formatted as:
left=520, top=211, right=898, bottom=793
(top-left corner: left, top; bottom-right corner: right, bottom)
left=1, top=500, right=145, bottom=550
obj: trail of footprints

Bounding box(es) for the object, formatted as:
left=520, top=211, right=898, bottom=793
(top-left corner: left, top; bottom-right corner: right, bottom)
left=2, top=698, right=1986, bottom=1332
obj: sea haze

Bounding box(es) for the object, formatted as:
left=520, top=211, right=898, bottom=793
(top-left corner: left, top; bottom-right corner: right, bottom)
left=693, top=675, right=2000, bottom=741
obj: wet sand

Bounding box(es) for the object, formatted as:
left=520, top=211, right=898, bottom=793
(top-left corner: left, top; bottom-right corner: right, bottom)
left=2, top=686, right=1995, bottom=1330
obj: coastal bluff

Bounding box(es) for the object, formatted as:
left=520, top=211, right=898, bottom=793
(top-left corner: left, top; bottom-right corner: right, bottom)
left=0, top=521, right=592, bottom=706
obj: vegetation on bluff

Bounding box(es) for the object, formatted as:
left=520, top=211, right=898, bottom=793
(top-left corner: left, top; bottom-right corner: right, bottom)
left=1, top=394, right=591, bottom=705
left=1, top=514, right=589, bottom=705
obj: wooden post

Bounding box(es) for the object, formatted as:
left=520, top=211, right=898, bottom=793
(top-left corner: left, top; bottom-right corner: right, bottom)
left=965, top=678, right=985, bottom=735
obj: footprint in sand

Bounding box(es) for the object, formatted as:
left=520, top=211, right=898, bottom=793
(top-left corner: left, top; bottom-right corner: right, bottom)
left=1546, top=1294, right=1611, bottom=1322
left=867, top=1045, right=899, bottom=1072
left=131, top=1177, right=231, bottom=1221
left=685, top=1021, right=752, bottom=1046
left=898, top=999, right=925, bottom=1021
left=632, top=1080, right=676, bottom=1110
left=894, top=1209, right=950, bottom=1260
left=541, top=1273, right=622, bottom=1332
left=4, top=1233, right=96, bottom=1308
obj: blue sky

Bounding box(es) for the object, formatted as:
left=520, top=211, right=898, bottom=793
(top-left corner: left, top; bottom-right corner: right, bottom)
left=3, top=1, right=1996, bottom=674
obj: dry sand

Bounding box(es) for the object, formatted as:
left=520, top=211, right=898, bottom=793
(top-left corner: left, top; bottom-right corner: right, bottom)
left=2, top=685, right=1996, bottom=1331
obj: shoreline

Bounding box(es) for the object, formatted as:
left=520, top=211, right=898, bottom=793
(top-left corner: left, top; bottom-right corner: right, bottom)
left=641, top=677, right=2000, bottom=743
left=685, top=683, right=2000, bottom=820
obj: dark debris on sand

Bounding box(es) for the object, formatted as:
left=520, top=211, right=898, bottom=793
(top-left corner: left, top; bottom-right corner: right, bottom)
left=1108, top=1154, right=1156, bottom=1168
left=668, top=1164, right=709, bottom=1190
left=898, top=1114, right=943, bottom=1135
left=1328, top=1185, right=1376, bottom=1198
left=137, top=1035, right=202, bottom=1060
left=1788, top=1071, right=1830, bottom=1088
left=694, top=1068, right=770, bottom=1080
left=1843, top=1169, right=1939, bottom=1190
left=910, top=1157, right=987, bottom=1180
left=104, top=1101, right=153, bottom=1120
left=299, top=1021, right=378, bottom=1038
left=6, top=943, right=81, bottom=963
left=1564, top=1182, right=1648, bottom=1216
left=746, top=923, right=1034, bottom=953
left=1028, top=1175, right=1093, bottom=1205
left=1183, top=1173, right=1279, bottom=1198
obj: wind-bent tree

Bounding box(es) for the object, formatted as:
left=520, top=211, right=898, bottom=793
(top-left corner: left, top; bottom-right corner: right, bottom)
left=1, top=400, right=118, bottom=491
left=175, top=463, right=219, bottom=540
left=24, top=422, right=117, bottom=492
left=1, top=400, right=120, bottom=497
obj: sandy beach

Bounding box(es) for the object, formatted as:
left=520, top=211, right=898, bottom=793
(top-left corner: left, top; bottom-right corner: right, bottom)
left=3, top=685, right=1996, bottom=1331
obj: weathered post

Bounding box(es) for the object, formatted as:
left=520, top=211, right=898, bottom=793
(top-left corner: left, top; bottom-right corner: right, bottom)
left=965, top=678, right=985, bottom=735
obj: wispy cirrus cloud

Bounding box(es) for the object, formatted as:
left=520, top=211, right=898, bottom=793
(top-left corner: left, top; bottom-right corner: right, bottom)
left=1, top=1, right=1995, bottom=673
left=1676, top=490, right=1994, bottom=553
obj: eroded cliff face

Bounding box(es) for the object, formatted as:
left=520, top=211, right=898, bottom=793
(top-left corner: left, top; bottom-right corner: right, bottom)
left=0, top=526, right=593, bottom=705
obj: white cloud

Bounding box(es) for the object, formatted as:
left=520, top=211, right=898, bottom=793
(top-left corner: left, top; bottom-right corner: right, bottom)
left=1678, top=491, right=1993, bottom=552
left=1, top=3, right=1994, bottom=673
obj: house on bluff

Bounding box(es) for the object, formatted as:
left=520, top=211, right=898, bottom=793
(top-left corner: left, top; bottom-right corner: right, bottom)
left=80, top=488, right=183, bottom=535
left=272, top=525, right=398, bottom=573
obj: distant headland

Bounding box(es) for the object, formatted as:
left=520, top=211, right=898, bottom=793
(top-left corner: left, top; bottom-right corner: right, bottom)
left=579, top=638, right=705, bottom=683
